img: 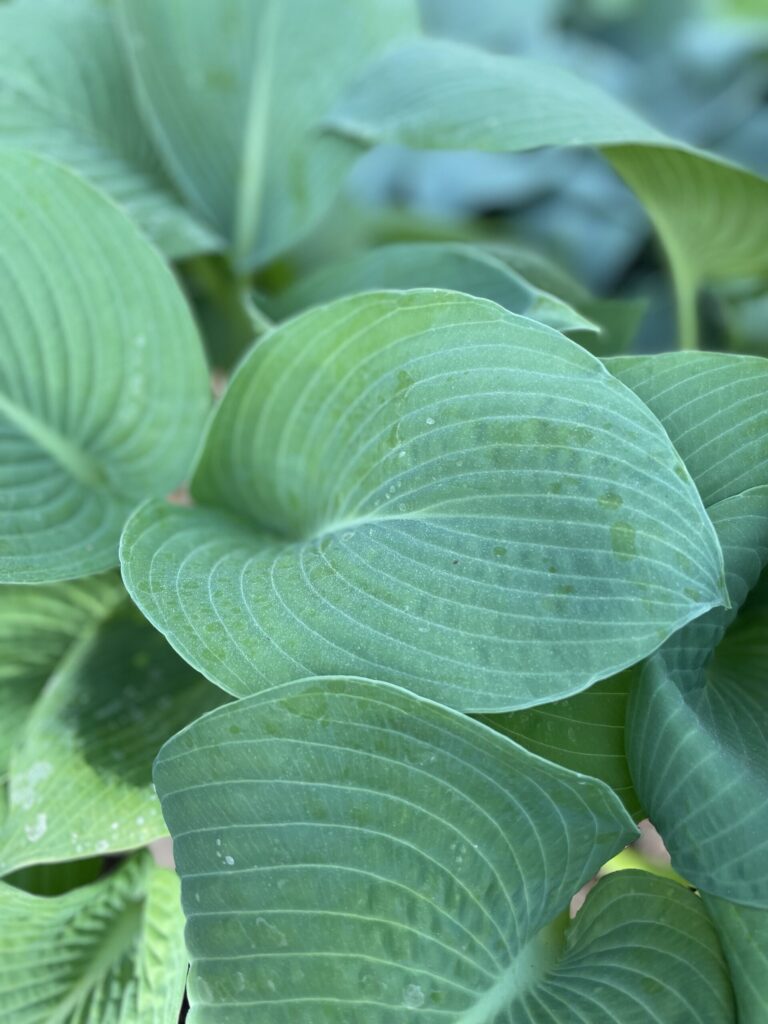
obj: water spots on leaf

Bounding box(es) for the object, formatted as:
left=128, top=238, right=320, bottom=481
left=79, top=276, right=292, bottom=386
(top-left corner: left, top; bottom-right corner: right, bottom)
left=254, top=916, right=288, bottom=948
left=598, top=491, right=623, bottom=511
left=12, top=761, right=53, bottom=810
left=403, top=983, right=426, bottom=1008
left=611, top=521, right=637, bottom=560
left=224, top=854, right=235, bottom=866
left=24, top=813, right=47, bottom=842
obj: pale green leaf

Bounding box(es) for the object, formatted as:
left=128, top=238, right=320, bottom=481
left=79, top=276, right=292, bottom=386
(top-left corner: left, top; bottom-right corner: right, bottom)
left=266, top=242, right=598, bottom=336
left=0, top=0, right=219, bottom=258
left=0, top=602, right=223, bottom=875
left=155, top=677, right=733, bottom=1022
left=703, top=895, right=768, bottom=1024
left=0, top=573, right=124, bottom=776
left=627, top=485, right=768, bottom=906
left=121, top=290, right=726, bottom=712
left=117, top=0, right=419, bottom=271
left=0, top=852, right=187, bottom=1024
left=326, top=38, right=768, bottom=344
left=479, top=351, right=768, bottom=811
left=0, top=151, right=211, bottom=583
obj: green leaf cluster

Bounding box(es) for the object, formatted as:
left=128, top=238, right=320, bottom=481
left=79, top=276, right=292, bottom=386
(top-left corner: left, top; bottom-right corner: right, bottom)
left=1, top=1, right=766, bottom=1021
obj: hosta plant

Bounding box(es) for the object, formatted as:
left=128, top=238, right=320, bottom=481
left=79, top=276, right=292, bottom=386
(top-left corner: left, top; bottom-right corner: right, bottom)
left=1, top=1, right=766, bottom=1022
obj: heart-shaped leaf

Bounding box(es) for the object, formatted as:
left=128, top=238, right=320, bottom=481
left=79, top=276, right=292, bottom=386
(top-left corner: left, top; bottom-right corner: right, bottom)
left=327, top=38, right=768, bottom=346
left=267, top=242, right=598, bottom=336
left=121, top=290, right=727, bottom=712
left=0, top=151, right=210, bottom=583
left=0, top=852, right=187, bottom=1024
left=0, top=598, right=223, bottom=875
left=117, top=0, right=419, bottom=271
left=0, top=0, right=219, bottom=258
left=154, top=677, right=733, bottom=1022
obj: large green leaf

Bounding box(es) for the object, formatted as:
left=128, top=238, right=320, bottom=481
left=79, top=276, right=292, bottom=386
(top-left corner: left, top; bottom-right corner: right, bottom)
left=0, top=852, right=187, bottom=1023
left=0, top=601, right=223, bottom=875
left=478, top=351, right=768, bottom=812
left=703, top=896, right=768, bottom=1024
left=154, top=677, right=734, bottom=1022
left=0, top=0, right=219, bottom=258
left=0, top=151, right=210, bottom=583
left=266, top=241, right=598, bottom=336
left=326, top=38, right=768, bottom=346
left=627, top=485, right=768, bottom=906
left=117, top=0, right=418, bottom=271
left=121, top=290, right=727, bottom=712
left=0, top=573, right=124, bottom=776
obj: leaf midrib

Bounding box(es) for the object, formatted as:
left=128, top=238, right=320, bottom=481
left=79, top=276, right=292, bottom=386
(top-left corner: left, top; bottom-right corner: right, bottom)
left=46, top=892, right=144, bottom=1024
left=232, top=0, right=279, bottom=270
left=0, top=389, right=110, bottom=491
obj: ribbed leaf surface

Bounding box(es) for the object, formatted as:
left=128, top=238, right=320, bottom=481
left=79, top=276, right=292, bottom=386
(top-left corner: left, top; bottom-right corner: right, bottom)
left=0, top=151, right=210, bottom=582
left=0, top=0, right=218, bottom=258
left=627, top=487, right=768, bottom=906
left=154, top=679, right=733, bottom=1023
left=0, top=603, right=222, bottom=875
left=121, top=290, right=726, bottom=712
left=0, top=853, right=187, bottom=1023
left=0, top=574, right=123, bottom=775
left=117, top=0, right=418, bottom=270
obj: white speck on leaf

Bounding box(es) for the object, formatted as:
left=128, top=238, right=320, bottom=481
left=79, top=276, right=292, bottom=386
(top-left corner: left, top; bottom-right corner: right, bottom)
left=24, top=813, right=47, bottom=842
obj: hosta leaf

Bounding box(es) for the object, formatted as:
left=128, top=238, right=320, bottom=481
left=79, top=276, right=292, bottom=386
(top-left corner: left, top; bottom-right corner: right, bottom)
left=475, top=351, right=768, bottom=810
left=326, top=38, right=768, bottom=344
left=703, top=895, right=768, bottom=1023
left=606, top=352, right=768, bottom=507
left=266, top=242, right=598, bottom=336
left=0, top=852, right=187, bottom=1024
left=117, top=0, right=418, bottom=271
left=0, top=602, right=223, bottom=875
left=154, top=677, right=734, bottom=1023
left=478, top=671, right=643, bottom=820
left=627, top=485, right=768, bottom=906
left=0, top=151, right=210, bottom=583
left=121, top=290, right=726, bottom=712
left=0, top=573, right=124, bottom=776
left=0, top=0, right=219, bottom=258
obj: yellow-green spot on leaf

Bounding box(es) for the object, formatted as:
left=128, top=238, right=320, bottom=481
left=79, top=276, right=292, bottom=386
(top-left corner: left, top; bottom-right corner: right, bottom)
left=598, top=491, right=623, bottom=511
left=493, top=546, right=507, bottom=558
left=611, top=521, right=637, bottom=560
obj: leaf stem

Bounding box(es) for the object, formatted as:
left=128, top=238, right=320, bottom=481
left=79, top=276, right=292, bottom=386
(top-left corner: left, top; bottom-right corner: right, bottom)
left=670, top=252, right=699, bottom=351
left=240, top=287, right=275, bottom=338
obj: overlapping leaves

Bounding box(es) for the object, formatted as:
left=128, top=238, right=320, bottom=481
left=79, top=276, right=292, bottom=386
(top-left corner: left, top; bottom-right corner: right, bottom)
left=121, top=289, right=727, bottom=712
left=0, top=0, right=218, bottom=257
left=0, top=584, right=222, bottom=874
left=117, top=0, right=419, bottom=270
left=326, top=38, right=768, bottom=345
left=154, top=678, right=733, bottom=1022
